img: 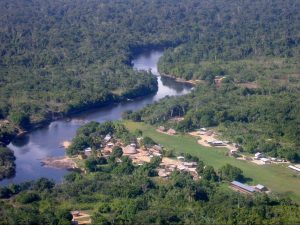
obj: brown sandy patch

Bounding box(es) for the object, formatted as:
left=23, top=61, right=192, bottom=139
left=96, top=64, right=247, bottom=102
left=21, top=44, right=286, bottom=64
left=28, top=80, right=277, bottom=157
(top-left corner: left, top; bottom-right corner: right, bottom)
left=41, top=156, right=77, bottom=169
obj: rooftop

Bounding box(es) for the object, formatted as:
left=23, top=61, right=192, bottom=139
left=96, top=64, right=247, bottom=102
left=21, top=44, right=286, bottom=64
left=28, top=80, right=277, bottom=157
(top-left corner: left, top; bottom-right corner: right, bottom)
left=231, top=181, right=256, bottom=193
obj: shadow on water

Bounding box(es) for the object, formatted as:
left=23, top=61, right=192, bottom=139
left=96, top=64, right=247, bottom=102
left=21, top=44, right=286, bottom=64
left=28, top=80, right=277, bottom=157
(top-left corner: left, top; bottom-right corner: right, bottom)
left=0, top=49, right=193, bottom=186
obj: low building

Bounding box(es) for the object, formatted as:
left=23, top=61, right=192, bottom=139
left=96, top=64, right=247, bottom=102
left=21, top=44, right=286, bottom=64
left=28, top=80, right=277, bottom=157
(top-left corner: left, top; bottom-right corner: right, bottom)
left=183, top=162, right=198, bottom=168
left=177, top=156, right=185, bottom=161
left=107, top=142, right=114, bottom=148
left=230, top=149, right=238, bottom=154
left=153, top=152, right=162, bottom=157
left=104, top=134, right=111, bottom=142
left=177, top=165, right=186, bottom=171
left=158, top=169, right=170, bottom=178
left=130, top=143, right=137, bottom=147
left=208, top=141, right=224, bottom=146
left=231, top=181, right=256, bottom=194
left=153, top=145, right=162, bottom=151
left=158, top=126, right=165, bottom=132
left=84, top=147, right=92, bottom=156
left=255, top=184, right=267, bottom=192
left=123, top=145, right=137, bottom=155
left=260, top=158, right=271, bottom=164
left=288, top=165, right=300, bottom=172
left=254, top=152, right=263, bottom=159
left=167, top=128, right=177, bottom=135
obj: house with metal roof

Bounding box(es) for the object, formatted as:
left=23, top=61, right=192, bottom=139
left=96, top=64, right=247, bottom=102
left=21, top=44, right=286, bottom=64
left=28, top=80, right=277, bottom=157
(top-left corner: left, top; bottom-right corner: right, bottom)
left=231, top=181, right=256, bottom=194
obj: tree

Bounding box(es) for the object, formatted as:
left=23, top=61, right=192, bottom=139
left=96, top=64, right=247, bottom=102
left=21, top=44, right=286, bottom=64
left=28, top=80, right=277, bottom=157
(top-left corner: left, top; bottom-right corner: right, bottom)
left=149, top=156, right=162, bottom=169
left=16, top=192, right=40, bottom=204
left=85, top=157, right=98, bottom=172
left=218, top=164, right=244, bottom=181
left=9, top=112, right=30, bottom=129
left=196, top=161, right=205, bottom=175
left=112, top=146, right=123, bottom=158
left=33, top=178, right=55, bottom=192
left=202, top=165, right=218, bottom=181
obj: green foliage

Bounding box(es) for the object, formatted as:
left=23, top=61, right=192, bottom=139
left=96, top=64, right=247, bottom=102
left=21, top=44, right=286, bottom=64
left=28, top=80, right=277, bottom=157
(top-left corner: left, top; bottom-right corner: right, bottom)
left=112, top=146, right=123, bottom=158
left=16, top=192, right=40, bottom=204
left=112, top=157, right=135, bottom=175
left=149, top=156, right=162, bottom=169
left=218, top=164, right=244, bottom=182
left=0, top=153, right=300, bottom=224
left=0, top=147, right=16, bottom=180
left=135, top=83, right=300, bottom=161
left=85, top=157, right=99, bottom=172
left=9, top=112, right=30, bottom=129
left=68, top=121, right=132, bottom=156
left=202, top=165, right=218, bottom=182
left=33, top=177, right=55, bottom=192
left=141, top=136, right=156, bottom=147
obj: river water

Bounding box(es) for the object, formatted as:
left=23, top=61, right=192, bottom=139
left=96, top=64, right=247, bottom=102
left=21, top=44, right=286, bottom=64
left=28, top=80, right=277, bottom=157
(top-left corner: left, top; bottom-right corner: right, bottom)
left=0, top=50, right=192, bottom=185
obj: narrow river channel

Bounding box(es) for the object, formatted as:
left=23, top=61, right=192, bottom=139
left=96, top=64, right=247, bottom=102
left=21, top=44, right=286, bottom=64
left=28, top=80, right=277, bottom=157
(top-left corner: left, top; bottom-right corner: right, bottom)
left=0, top=50, right=193, bottom=185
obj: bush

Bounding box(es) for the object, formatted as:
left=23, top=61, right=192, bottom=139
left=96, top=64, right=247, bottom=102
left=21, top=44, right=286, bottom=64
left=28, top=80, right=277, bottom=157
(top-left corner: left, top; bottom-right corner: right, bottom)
left=17, top=192, right=40, bottom=204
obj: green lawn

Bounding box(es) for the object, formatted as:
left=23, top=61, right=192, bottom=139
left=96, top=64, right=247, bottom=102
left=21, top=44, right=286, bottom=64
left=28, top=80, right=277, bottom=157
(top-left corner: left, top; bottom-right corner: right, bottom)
left=124, top=121, right=300, bottom=203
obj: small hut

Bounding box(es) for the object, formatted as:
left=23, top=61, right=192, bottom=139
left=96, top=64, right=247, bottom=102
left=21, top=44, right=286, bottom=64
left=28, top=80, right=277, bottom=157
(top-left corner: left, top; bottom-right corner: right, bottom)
left=123, top=145, right=137, bottom=155
left=167, top=128, right=176, bottom=135
left=158, top=126, right=165, bottom=132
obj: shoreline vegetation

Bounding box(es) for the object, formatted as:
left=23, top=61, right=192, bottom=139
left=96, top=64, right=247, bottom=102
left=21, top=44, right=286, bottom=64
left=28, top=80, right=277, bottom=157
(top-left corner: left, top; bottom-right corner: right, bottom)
left=0, top=147, right=16, bottom=181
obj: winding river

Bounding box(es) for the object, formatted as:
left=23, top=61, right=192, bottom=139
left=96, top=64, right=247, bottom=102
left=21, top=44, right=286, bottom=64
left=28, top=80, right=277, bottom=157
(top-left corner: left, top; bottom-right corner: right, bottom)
left=0, top=50, right=193, bottom=186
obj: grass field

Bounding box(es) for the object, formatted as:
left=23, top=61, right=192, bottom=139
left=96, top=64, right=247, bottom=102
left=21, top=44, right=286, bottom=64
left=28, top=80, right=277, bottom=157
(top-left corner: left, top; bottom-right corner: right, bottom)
left=124, top=121, right=300, bottom=203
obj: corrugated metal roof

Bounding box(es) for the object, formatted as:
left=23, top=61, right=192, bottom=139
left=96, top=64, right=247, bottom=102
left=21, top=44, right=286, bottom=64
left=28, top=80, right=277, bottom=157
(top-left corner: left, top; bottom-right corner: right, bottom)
left=231, top=181, right=255, bottom=192
left=255, top=184, right=265, bottom=190
left=289, top=165, right=300, bottom=172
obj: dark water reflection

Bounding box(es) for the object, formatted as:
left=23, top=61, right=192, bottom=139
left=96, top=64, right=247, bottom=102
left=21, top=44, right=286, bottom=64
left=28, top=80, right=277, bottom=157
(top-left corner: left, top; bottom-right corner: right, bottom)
left=0, top=50, right=192, bottom=185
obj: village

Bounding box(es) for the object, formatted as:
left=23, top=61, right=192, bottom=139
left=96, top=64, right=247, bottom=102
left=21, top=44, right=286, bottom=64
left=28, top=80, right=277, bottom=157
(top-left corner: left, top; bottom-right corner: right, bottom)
left=53, top=125, right=300, bottom=225
left=82, top=133, right=200, bottom=180
left=188, top=127, right=294, bottom=166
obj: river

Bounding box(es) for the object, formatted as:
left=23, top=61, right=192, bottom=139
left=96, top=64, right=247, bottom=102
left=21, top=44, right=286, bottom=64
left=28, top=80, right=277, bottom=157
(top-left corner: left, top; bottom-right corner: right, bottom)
left=0, top=50, right=193, bottom=186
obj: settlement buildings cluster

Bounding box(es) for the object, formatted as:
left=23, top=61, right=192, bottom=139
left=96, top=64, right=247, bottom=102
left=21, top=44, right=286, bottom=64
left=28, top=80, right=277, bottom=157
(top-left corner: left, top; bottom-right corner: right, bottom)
left=82, top=133, right=199, bottom=180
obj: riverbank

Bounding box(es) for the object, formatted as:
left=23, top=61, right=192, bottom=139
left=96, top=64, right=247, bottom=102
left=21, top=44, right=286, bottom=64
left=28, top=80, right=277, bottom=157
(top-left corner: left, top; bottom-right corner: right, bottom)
left=1, top=84, right=159, bottom=148
left=0, top=50, right=194, bottom=185
left=159, top=72, right=202, bottom=85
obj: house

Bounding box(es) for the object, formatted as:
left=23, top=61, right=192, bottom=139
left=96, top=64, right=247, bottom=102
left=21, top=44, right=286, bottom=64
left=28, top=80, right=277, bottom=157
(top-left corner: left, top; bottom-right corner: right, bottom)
left=104, top=134, right=111, bottom=142
left=288, top=165, right=300, bottom=172
left=255, top=184, right=267, bottom=192
left=230, top=149, right=238, bottom=155
left=158, top=169, right=171, bottom=178
left=123, top=145, right=137, bottom=155
left=84, top=147, right=92, bottom=156
left=260, top=158, right=271, bottom=164
left=177, top=156, right=185, bottom=161
left=230, top=181, right=256, bottom=194
left=254, top=152, right=263, bottom=159
left=205, top=131, right=213, bottom=136
left=208, top=141, right=224, bottom=146
left=107, top=142, right=114, bottom=148
left=71, top=211, right=80, bottom=217
left=153, top=145, right=162, bottom=151
left=130, top=143, right=137, bottom=147
left=177, top=165, right=186, bottom=171
left=183, top=162, right=198, bottom=168
left=167, top=128, right=176, bottom=135
left=153, top=152, right=162, bottom=157
left=158, top=126, right=165, bottom=132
